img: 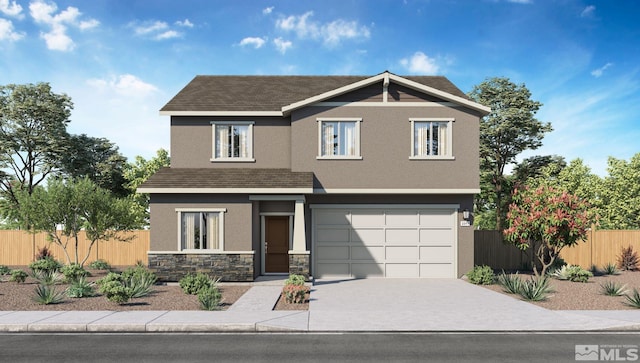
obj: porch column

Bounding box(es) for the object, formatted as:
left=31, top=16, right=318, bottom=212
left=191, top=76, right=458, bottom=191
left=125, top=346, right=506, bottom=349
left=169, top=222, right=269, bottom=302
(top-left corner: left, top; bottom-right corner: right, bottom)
left=291, top=197, right=307, bottom=252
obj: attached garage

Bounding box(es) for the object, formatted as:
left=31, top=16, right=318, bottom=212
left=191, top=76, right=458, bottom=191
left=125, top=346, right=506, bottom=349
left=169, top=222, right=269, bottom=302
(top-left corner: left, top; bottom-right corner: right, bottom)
left=312, top=205, right=458, bottom=278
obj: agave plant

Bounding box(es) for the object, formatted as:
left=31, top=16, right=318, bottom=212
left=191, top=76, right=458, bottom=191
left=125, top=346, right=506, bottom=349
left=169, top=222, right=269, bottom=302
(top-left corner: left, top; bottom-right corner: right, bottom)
left=496, top=271, right=522, bottom=294
left=625, top=289, right=640, bottom=308
left=519, top=276, right=553, bottom=301
left=33, top=284, right=66, bottom=305
left=600, top=281, right=627, bottom=296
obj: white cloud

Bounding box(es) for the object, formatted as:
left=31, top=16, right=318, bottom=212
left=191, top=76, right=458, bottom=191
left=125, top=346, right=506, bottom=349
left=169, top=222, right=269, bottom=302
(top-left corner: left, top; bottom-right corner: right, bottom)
left=273, top=37, right=292, bottom=54
left=29, top=0, right=99, bottom=51
left=132, top=20, right=185, bottom=40
left=175, top=19, right=193, bottom=28
left=0, top=0, right=23, bottom=18
left=155, top=30, right=180, bottom=40
left=591, top=62, right=612, bottom=78
left=239, top=36, right=266, bottom=49
left=87, top=74, right=158, bottom=98
left=263, top=6, right=274, bottom=15
left=581, top=5, right=596, bottom=18
left=0, top=18, right=24, bottom=41
left=275, top=11, right=370, bottom=46
left=134, top=20, right=168, bottom=35
left=400, top=52, right=440, bottom=74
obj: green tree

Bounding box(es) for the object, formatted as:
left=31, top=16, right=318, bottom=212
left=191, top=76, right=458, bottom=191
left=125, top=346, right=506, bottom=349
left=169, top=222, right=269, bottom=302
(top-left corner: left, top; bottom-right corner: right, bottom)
left=468, top=77, right=551, bottom=230
left=601, top=154, right=640, bottom=229
left=123, top=148, right=170, bottom=224
left=512, top=155, right=566, bottom=185
left=504, top=185, right=595, bottom=276
left=59, top=134, right=128, bottom=197
left=15, top=178, right=143, bottom=266
left=0, top=83, right=73, bottom=222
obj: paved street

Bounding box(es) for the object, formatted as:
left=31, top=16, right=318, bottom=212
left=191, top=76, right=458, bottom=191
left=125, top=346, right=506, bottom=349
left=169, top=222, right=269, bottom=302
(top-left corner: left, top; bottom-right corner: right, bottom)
left=3, top=332, right=640, bottom=363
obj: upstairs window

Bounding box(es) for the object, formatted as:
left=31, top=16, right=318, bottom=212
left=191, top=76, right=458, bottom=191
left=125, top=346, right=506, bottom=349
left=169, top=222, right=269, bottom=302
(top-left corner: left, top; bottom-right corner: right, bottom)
left=317, top=118, right=362, bottom=159
left=410, top=118, right=454, bottom=159
left=211, top=121, right=254, bottom=162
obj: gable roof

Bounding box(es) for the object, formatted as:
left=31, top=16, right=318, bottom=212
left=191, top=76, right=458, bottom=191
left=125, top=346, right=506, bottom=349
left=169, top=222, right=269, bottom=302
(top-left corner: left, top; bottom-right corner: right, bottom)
left=138, top=168, right=314, bottom=193
left=160, top=71, right=490, bottom=116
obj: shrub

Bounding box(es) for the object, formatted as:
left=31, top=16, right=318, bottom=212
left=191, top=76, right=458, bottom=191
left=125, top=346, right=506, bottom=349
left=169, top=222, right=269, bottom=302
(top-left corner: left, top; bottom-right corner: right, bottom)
left=100, top=280, right=132, bottom=304
left=496, top=271, right=522, bottom=294
left=179, top=273, right=219, bottom=295
left=283, top=284, right=308, bottom=304
left=121, top=266, right=157, bottom=298
left=0, top=265, right=10, bottom=275
left=466, top=265, right=495, bottom=285
left=519, top=276, right=553, bottom=301
left=35, top=246, right=54, bottom=260
left=600, top=281, right=627, bottom=297
left=88, top=259, right=111, bottom=271
left=31, top=269, right=64, bottom=286
left=29, top=257, right=62, bottom=274
left=285, top=274, right=306, bottom=286
left=603, top=262, right=622, bottom=276
left=67, top=277, right=96, bottom=298
left=625, top=289, right=640, bottom=308
left=61, top=264, right=90, bottom=283
left=33, top=284, right=66, bottom=305
left=618, top=246, right=639, bottom=271
left=96, top=272, right=123, bottom=288
left=10, top=269, right=28, bottom=283
left=198, top=286, right=223, bottom=311
left=550, top=265, right=592, bottom=283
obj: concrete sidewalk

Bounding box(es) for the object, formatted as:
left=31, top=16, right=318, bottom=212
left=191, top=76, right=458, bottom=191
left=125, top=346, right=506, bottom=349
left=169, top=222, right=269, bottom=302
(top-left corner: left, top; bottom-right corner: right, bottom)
left=2, top=279, right=640, bottom=332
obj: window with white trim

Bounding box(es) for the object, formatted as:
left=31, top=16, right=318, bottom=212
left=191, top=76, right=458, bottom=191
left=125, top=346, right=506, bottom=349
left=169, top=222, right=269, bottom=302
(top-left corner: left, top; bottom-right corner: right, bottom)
left=211, top=121, right=254, bottom=162
left=177, top=209, right=226, bottom=251
left=410, top=118, right=453, bottom=159
left=317, top=118, right=362, bottom=159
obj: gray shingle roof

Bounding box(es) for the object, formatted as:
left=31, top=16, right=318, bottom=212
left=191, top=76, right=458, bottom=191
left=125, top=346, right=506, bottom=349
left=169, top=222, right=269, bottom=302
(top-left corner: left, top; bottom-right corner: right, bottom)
left=139, top=168, right=314, bottom=190
left=161, top=73, right=469, bottom=112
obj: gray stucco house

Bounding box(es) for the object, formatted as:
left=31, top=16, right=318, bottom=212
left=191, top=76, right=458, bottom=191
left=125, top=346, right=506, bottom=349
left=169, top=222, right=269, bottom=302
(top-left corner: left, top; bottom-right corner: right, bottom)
left=139, top=71, right=490, bottom=281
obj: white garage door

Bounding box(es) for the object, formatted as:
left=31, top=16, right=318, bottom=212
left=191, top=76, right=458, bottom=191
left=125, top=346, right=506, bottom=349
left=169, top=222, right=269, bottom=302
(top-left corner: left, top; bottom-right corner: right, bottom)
left=313, top=205, right=457, bottom=278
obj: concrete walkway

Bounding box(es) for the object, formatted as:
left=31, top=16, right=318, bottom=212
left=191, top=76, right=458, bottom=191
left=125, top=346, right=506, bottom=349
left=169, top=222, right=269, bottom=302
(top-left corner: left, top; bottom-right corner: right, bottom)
left=2, top=278, right=640, bottom=332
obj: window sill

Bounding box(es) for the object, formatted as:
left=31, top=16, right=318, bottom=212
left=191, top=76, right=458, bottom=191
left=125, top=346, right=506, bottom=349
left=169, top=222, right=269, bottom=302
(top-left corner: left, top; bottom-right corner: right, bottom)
left=210, top=158, right=256, bottom=163
left=179, top=249, right=224, bottom=253
left=409, top=156, right=455, bottom=160
left=316, top=156, right=363, bottom=160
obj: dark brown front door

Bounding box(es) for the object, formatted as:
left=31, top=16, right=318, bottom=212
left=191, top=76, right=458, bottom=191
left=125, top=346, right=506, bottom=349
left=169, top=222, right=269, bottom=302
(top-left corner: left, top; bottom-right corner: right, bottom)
left=265, top=216, right=289, bottom=273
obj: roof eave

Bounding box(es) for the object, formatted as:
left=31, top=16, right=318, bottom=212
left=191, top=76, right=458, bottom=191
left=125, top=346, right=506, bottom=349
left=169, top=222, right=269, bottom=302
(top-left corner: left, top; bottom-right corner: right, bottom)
left=159, top=110, right=283, bottom=117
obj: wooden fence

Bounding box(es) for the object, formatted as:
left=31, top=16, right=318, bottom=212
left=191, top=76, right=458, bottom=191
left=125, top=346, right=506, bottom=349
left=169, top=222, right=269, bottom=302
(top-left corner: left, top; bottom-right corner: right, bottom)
left=475, top=228, right=640, bottom=270
left=0, top=230, right=149, bottom=266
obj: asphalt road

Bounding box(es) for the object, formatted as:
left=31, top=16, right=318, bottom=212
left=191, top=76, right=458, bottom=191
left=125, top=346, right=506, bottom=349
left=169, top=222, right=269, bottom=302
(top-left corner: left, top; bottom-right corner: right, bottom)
left=2, top=332, right=640, bottom=362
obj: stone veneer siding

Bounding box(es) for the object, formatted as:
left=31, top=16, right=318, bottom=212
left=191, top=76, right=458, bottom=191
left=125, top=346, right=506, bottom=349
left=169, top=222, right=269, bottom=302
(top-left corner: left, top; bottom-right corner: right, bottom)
left=288, top=253, right=310, bottom=280
left=148, top=253, right=254, bottom=282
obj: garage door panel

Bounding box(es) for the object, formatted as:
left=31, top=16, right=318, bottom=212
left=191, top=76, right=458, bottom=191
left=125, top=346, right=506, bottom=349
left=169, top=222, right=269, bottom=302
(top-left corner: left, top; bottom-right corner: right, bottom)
left=419, top=228, right=454, bottom=244
left=386, top=264, right=419, bottom=278
left=316, top=210, right=350, bottom=225
left=385, top=211, right=419, bottom=227
left=351, top=246, right=384, bottom=261
left=317, top=263, right=350, bottom=277
left=316, top=246, right=349, bottom=260
left=420, top=246, right=453, bottom=263
left=386, top=229, right=419, bottom=244
left=351, top=228, right=384, bottom=245
left=351, top=263, right=384, bottom=278
left=420, top=264, right=454, bottom=278
left=351, top=211, right=385, bottom=227
left=419, top=211, right=453, bottom=227
left=317, top=228, right=350, bottom=243
left=385, top=246, right=418, bottom=260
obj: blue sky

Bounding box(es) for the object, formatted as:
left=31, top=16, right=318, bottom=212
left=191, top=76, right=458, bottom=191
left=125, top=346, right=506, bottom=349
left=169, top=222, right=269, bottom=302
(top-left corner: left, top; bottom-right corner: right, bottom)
left=0, top=0, right=638, bottom=175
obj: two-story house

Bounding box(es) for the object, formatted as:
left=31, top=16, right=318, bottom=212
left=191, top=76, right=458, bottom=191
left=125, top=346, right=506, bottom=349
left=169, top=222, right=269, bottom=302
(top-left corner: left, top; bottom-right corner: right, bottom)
left=139, top=71, right=490, bottom=281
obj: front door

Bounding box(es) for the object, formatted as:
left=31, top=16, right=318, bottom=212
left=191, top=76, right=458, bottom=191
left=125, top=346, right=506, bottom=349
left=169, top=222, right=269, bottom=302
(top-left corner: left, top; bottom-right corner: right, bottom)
left=264, top=216, right=290, bottom=273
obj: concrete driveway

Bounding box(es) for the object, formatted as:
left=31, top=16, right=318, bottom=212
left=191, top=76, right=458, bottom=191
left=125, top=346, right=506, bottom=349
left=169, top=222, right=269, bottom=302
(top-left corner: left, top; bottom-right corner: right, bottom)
left=308, top=278, right=640, bottom=331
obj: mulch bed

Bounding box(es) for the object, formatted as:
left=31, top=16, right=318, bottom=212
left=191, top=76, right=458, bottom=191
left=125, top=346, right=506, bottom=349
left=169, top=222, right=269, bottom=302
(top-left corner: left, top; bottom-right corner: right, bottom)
left=481, top=270, right=640, bottom=310
left=0, top=268, right=249, bottom=311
